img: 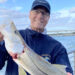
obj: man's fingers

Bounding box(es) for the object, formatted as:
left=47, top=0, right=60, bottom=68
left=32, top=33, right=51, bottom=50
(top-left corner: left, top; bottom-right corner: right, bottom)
left=8, top=51, right=18, bottom=59
left=67, top=72, right=72, bottom=75
left=8, top=50, right=25, bottom=59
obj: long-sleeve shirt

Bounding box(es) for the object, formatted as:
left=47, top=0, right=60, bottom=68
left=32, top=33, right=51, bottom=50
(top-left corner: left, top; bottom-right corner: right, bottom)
left=20, top=29, right=73, bottom=75
left=0, top=28, right=73, bottom=75
left=0, top=42, right=8, bottom=70
left=0, top=42, right=18, bottom=75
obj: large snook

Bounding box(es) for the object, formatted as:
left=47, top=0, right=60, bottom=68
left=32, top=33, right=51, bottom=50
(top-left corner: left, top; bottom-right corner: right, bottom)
left=0, top=21, right=67, bottom=75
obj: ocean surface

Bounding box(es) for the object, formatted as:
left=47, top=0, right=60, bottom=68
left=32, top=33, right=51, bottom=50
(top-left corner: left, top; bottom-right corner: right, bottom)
left=52, top=35, right=75, bottom=53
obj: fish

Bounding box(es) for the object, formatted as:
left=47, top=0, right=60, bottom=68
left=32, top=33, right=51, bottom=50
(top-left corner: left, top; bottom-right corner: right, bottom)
left=0, top=20, right=67, bottom=75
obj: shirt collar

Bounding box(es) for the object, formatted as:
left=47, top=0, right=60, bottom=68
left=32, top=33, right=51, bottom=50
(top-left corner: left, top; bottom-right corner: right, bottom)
left=28, top=26, right=47, bottom=34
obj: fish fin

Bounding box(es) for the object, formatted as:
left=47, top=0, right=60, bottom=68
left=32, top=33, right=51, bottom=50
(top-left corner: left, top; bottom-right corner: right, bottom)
left=52, top=64, right=67, bottom=74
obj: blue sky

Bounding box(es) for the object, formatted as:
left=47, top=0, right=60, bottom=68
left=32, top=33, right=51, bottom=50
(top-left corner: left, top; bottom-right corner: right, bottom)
left=0, top=0, right=75, bottom=31
left=0, top=0, right=75, bottom=12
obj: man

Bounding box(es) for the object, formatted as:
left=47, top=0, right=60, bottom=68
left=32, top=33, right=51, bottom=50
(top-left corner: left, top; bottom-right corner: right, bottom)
left=0, top=0, right=73, bottom=75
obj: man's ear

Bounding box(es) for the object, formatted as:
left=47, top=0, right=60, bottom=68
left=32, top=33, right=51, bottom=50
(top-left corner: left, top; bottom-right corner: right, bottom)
left=48, top=15, right=50, bottom=19
left=47, top=15, right=50, bottom=21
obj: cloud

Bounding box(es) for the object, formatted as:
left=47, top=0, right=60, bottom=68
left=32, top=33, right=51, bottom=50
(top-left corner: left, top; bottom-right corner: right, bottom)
left=0, top=8, right=29, bottom=29
left=0, top=8, right=28, bottom=18
left=47, top=7, right=75, bottom=31
left=14, top=6, right=23, bottom=11
left=0, top=7, right=75, bottom=30
left=70, top=7, right=75, bottom=13
left=0, top=0, right=7, bottom=3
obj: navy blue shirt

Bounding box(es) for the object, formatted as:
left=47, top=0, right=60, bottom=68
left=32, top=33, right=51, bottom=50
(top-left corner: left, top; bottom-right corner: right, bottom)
left=0, top=42, right=18, bottom=75
left=20, top=29, right=73, bottom=75
left=0, top=28, right=73, bottom=75
left=0, top=42, right=8, bottom=70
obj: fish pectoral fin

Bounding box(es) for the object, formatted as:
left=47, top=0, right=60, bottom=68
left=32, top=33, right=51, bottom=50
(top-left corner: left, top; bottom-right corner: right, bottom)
left=52, top=64, right=67, bottom=74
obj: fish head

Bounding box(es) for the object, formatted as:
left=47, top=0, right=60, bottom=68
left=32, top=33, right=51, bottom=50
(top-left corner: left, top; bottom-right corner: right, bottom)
left=0, top=21, right=24, bottom=54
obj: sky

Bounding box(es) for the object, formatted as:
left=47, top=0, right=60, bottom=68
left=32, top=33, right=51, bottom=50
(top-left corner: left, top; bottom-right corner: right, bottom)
left=0, top=0, right=75, bottom=31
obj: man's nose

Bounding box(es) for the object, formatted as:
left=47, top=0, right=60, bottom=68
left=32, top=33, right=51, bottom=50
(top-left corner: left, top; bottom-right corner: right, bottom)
left=37, top=13, right=44, bottom=19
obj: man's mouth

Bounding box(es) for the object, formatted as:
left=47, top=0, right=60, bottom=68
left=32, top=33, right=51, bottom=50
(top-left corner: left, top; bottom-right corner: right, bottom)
left=35, top=21, right=44, bottom=23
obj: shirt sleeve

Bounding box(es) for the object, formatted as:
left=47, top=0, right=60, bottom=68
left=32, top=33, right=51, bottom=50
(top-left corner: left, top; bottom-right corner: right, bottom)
left=0, top=45, right=8, bottom=70
left=52, top=43, right=73, bottom=74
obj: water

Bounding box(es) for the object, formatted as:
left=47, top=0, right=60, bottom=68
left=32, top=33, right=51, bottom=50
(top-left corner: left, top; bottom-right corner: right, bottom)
left=52, top=35, right=75, bottom=53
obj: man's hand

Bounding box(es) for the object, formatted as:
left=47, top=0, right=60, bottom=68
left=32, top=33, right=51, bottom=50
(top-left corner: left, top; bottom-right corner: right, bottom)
left=67, top=72, right=72, bottom=75
left=8, top=50, right=25, bottom=59
left=0, top=32, right=4, bottom=42
left=8, top=51, right=18, bottom=59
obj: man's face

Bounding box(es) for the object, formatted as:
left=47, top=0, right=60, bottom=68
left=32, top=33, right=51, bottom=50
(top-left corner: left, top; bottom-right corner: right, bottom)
left=0, top=32, right=4, bottom=41
left=29, top=7, right=50, bottom=31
